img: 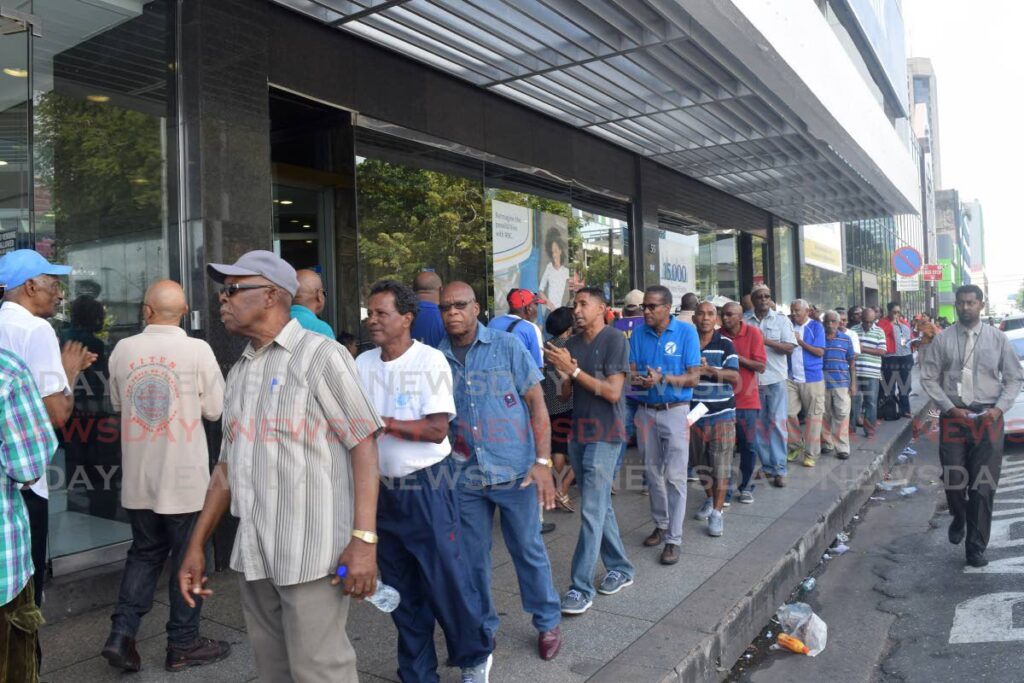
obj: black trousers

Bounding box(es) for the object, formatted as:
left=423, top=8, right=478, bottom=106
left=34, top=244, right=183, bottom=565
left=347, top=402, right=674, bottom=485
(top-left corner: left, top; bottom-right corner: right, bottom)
left=940, top=412, right=1004, bottom=558
left=20, top=489, right=47, bottom=608
left=882, top=355, right=914, bottom=416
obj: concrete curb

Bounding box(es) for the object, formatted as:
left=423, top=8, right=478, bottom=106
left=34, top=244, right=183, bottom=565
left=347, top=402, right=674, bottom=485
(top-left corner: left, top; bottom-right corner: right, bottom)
left=666, top=410, right=922, bottom=682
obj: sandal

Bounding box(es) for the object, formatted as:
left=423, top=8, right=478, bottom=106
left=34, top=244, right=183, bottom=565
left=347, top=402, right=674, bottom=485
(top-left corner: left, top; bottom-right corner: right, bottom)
left=555, top=492, right=576, bottom=513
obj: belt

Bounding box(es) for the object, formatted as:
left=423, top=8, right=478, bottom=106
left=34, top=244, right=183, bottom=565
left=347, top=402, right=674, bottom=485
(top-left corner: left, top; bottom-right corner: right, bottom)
left=639, top=401, right=689, bottom=412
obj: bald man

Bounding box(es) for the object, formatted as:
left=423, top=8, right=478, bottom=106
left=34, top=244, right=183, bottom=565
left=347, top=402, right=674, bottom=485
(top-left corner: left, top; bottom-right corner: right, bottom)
left=411, top=270, right=445, bottom=348
left=290, top=269, right=334, bottom=338
left=102, top=280, right=229, bottom=672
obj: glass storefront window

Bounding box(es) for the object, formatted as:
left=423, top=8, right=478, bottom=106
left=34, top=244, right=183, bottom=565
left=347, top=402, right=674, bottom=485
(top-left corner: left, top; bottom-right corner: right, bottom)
left=576, top=209, right=629, bottom=307
left=30, top=0, right=177, bottom=568
left=697, top=232, right=739, bottom=302
left=752, top=235, right=768, bottom=289
left=773, top=221, right=797, bottom=312
left=0, top=16, right=29, bottom=247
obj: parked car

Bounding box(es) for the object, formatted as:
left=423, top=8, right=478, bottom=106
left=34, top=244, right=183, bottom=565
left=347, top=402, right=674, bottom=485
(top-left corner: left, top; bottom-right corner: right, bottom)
left=1000, top=312, right=1024, bottom=332
left=1003, top=328, right=1024, bottom=444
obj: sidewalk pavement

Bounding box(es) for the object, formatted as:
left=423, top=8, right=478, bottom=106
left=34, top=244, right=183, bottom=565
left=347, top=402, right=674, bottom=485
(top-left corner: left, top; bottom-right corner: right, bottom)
left=39, top=394, right=923, bottom=683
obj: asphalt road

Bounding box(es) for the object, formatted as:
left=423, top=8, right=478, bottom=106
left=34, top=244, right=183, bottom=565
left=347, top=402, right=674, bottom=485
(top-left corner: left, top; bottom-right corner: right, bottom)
left=731, top=431, right=1024, bottom=683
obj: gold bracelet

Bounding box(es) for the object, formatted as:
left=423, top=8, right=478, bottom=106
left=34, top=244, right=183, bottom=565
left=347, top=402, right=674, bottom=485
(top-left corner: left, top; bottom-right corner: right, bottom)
left=351, top=529, right=378, bottom=545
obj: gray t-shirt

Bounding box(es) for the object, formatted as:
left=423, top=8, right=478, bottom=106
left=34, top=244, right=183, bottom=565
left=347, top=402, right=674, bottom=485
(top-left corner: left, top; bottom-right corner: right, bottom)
left=566, top=325, right=630, bottom=443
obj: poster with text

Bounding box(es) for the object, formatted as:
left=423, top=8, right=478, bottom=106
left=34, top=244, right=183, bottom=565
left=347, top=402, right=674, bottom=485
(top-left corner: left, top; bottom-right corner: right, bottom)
left=537, top=212, right=571, bottom=311
left=491, top=199, right=535, bottom=317
left=802, top=222, right=844, bottom=273
left=659, top=231, right=698, bottom=304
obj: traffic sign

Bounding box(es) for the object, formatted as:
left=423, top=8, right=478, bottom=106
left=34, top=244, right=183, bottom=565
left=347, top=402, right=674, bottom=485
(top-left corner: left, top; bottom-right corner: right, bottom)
left=897, top=275, right=919, bottom=292
left=922, top=264, right=944, bottom=282
left=892, top=246, right=923, bottom=277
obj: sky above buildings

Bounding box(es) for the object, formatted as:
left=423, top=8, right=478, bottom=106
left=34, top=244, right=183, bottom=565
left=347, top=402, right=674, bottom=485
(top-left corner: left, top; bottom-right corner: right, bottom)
left=903, top=0, right=1023, bottom=308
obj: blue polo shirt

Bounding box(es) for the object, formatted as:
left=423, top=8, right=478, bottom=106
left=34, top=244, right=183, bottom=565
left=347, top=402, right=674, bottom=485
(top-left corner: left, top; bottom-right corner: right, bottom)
left=629, top=318, right=701, bottom=404
left=823, top=331, right=856, bottom=390
left=789, top=319, right=825, bottom=383
left=289, top=304, right=334, bottom=338
left=411, top=300, right=445, bottom=348
left=439, top=323, right=543, bottom=486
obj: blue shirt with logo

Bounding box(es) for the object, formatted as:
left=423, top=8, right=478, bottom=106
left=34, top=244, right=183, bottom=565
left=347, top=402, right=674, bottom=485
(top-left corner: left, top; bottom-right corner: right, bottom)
left=439, top=322, right=543, bottom=485
left=629, top=318, right=702, bottom=403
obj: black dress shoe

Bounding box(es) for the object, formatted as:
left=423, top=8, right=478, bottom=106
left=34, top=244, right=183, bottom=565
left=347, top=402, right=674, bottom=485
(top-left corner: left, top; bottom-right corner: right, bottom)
left=541, top=522, right=556, bottom=534
left=966, top=553, right=988, bottom=568
left=102, top=633, right=142, bottom=672
left=949, top=516, right=966, bottom=545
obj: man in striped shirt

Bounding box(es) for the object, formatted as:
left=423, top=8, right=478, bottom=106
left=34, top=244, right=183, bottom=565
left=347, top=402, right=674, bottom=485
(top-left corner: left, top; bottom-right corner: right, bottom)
left=821, top=311, right=857, bottom=460
left=691, top=302, right=740, bottom=538
left=852, top=307, right=887, bottom=438
left=178, top=251, right=383, bottom=682
left=0, top=348, right=58, bottom=683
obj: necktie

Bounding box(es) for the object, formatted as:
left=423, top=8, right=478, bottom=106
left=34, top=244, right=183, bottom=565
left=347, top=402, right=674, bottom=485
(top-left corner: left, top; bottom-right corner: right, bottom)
left=961, top=329, right=976, bottom=406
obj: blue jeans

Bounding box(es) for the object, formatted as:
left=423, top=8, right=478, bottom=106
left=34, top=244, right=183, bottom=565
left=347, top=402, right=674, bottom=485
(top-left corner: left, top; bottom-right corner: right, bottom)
left=756, top=382, right=788, bottom=477
left=456, top=466, right=561, bottom=636
left=852, top=376, right=880, bottom=434
left=735, top=409, right=760, bottom=492
left=110, top=510, right=202, bottom=645
left=568, top=440, right=634, bottom=600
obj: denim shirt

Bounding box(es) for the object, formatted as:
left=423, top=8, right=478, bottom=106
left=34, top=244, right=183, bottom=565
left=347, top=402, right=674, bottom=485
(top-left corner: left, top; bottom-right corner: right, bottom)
left=439, top=323, right=544, bottom=486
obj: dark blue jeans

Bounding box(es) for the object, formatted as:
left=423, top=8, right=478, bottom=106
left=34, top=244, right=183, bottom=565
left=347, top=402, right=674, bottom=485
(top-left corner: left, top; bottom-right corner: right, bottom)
left=735, top=409, right=760, bottom=493
left=456, top=464, right=561, bottom=636
left=377, top=459, right=492, bottom=682
left=110, top=509, right=202, bottom=646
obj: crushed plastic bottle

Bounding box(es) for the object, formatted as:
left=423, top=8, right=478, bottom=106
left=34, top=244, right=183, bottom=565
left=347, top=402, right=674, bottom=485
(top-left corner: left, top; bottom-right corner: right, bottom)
left=778, top=633, right=809, bottom=655
left=899, top=486, right=919, bottom=497
left=776, top=602, right=828, bottom=656
left=799, top=577, right=816, bottom=593
left=336, top=566, right=401, bottom=612
left=831, top=543, right=850, bottom=555
left=836, top=532, right=850, bottom=543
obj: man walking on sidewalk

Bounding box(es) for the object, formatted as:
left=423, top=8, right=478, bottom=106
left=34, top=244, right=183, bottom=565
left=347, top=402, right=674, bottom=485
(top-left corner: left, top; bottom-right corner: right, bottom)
left=545, top=287, right=634, bottom=614
left=357, top=280, right=494, bottom=682
left=178, top=251, right=383, bottom=682
left=786, top=300, right=826, bottom=467
left=821, top=310, right=857, bottom=461
left=103, top=281, right=229, bottom=672
left=920, top=284, right=1023, bottom=568
left=744, top=285, right=796, bottom=487
left=691, top=302, right=740, bottom=537
left=879, top=302, right=914, bottom=418
left=852, top=307, right=887, bottom=438
left=721, top=302, right=767, bottom=503
left=629, top=286, right=700, bottom=565
left=0, top=348, right=58, bottom=683
left=438, top=281, right=563, bottom=661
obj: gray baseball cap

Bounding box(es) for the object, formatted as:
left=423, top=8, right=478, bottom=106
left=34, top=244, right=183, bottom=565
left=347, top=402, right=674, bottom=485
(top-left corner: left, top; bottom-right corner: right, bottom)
left=206, top=250, right=299, bottom=297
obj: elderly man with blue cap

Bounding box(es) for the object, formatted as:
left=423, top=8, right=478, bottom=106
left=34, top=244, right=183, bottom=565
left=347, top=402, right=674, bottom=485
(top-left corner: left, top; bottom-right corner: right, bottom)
left=176, top=250, right=383, bottom=682
left=0, top=249, right=96, bottom=617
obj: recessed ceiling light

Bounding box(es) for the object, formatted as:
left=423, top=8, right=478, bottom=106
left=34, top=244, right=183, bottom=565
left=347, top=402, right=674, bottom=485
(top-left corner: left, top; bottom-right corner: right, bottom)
left=279, top=200, right=293, bottom=206
left=272, top=199, right=279, bottom=204
left=289, top=219, right=299, bottom=224
left=3, top=68, right=27, bottom=78
left=305, top=240, right=313, bottom=244
left=86, top=94, right=110, bottom=103
left=302, top=224, right=311, bottom=228
left=0, top=160, right=8, bottom=166
left=44, top=212, right=54, bottom=218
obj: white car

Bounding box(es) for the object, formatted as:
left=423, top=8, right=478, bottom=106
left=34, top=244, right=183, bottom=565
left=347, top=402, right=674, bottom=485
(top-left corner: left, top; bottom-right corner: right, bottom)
left=1003, top=328, right=1024, bottom=443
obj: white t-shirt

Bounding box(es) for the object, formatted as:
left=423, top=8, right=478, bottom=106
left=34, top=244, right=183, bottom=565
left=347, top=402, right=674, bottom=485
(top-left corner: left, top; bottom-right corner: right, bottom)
left=0, top=302, right=71, bottom=499
left=539, top=262, right=570, bottom=307
left=356, top=341, right=456, bottom=478
left=843, top=327, right=861, bottom=355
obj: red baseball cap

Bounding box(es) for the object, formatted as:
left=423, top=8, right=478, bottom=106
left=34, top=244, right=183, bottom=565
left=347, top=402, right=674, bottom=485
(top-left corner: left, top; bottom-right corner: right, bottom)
left=507, top=289, right=548, bottom=309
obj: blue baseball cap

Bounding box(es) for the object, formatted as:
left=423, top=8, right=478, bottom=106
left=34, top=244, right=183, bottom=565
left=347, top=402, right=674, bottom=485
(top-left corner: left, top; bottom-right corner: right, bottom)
left=0, top=249, right=72, bottom=290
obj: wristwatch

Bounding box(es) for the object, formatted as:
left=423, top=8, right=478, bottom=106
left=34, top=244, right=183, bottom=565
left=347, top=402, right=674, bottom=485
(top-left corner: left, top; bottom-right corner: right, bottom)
left=571, top=366, right=582, bottom=379
left=535, top=458, right=553, bottom=467
left=351, top=529, right=379, bottom=545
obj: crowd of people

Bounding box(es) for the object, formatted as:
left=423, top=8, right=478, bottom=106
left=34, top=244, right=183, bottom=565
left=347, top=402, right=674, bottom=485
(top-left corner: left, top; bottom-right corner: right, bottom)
left=1, top=245, right=1020, bottom=683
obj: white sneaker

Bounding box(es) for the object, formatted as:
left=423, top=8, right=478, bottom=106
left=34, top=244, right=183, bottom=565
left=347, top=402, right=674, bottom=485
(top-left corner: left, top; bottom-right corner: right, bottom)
left=462, top=653, right=493, bottom=683
left=708, top=510, right=724, bottom=537
left=694, top=497, right=713, bottom=521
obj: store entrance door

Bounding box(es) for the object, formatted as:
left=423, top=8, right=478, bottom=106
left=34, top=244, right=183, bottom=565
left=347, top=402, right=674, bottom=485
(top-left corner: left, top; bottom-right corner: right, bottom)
left=272, top=182, right=336, bottom=329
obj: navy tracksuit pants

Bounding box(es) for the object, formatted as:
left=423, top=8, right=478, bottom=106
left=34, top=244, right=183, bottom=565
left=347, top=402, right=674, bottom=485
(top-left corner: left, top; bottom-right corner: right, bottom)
left=377, top=459, right=493, bottom=683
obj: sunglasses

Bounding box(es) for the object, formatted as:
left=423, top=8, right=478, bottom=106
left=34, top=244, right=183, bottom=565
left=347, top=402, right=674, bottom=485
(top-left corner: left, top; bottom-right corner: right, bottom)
left=640, top=303, right=666, bottom=311
left=220, top=283, right=275, bottom=297
left=439, top=300, right=475, bottom=313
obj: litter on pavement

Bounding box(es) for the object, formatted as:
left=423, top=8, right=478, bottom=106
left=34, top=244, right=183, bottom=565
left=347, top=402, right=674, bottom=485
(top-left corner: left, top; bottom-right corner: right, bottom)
left=899, top=486, right=919, bottom=497
left=776, top=602, right=828, bottom=657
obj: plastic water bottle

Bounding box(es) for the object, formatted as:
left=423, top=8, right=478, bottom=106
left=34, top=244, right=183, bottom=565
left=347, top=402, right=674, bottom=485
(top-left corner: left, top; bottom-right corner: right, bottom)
left=336, top=566, right=401, bottom=613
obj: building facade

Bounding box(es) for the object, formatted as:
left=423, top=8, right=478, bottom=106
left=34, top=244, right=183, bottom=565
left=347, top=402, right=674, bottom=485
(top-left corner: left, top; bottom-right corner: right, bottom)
left=1, top=0, right=923, bottom=575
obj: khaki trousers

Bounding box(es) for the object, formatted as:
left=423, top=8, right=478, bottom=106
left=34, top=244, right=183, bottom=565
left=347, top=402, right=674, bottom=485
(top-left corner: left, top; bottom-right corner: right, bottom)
left=787, top=380, right=826, bottom=458
left=239, top=575, right=357, bottom=683
left=822, top=387, right=852, bottom=455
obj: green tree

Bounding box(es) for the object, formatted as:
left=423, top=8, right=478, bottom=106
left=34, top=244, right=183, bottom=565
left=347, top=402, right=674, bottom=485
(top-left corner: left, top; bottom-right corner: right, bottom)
left=582, top=249, right=629, bottom=302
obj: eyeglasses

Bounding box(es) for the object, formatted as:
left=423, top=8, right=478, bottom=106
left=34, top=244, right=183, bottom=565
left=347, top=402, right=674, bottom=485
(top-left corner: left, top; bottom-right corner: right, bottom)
left=219, top=283, right=275, bottom=297
left=640, top=303, right=666, bottom=311
left=439, top=300, right=475, bottom=312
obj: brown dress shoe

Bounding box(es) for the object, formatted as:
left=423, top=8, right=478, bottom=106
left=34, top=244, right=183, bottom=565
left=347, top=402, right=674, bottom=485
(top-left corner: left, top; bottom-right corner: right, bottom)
left=102, top=633, right=142, bottom=672
left=773, top=475, right=786, bottom=488
left=165, top=637, right=231, bottom=672
left=643, top=527, right=665, bottom=547
left=538, top=626, right=562, bottom=661
left=660, top=543, right=680, bottom=565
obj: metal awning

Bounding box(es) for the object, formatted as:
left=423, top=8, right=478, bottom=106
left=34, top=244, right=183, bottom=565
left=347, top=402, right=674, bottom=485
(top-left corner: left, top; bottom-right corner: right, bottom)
left=271, top=0, right=918, bottom=224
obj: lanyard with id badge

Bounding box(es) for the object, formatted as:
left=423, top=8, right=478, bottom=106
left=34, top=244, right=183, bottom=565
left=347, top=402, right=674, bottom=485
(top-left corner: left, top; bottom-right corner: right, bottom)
left=957, top=328, right=981, bottom=418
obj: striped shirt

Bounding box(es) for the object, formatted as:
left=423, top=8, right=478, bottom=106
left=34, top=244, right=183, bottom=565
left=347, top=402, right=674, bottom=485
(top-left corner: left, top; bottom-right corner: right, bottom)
left=0, top=349, right=57, bottom=605
left=854, top=324, right=886, bottom=379
left=693, top=332, right=740, bottom=425
left=823, top=332, right=856, bottom=390
left=219, top=319, right=383, bottom=586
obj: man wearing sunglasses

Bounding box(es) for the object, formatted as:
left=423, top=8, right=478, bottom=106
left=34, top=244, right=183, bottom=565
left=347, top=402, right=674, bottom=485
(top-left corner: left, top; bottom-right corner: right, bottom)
left=0, top=249, right=96, bottom=617
left=178, top=250, right=383, bottom=682
left=438, top=281, right=562, bottom=662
